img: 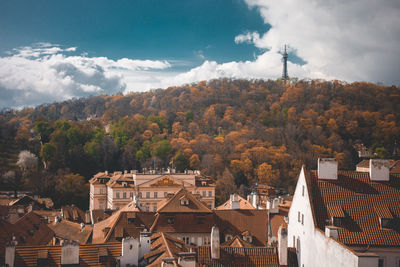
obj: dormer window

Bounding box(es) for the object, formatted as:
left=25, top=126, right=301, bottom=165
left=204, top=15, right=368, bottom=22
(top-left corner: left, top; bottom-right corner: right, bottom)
left=122, top=182, right=127, bottom=187
left=202, top=181, right=207, bottom=186
left=374, top=205, right=393, bottom=229
left=167, top=217, right=174, bottom=224
left=180, top=199, right=189, bottom=206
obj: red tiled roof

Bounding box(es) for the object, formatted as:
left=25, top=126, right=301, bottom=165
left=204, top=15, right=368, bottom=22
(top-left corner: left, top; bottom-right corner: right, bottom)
left=150, top=213, right=214, bottom=233
left=214, top=210, right=268, bottom=246
left=196, top=246, right=279, bottom=267
left=48, top=220, right=92, bottom=244
left=157, top=188, right=212, bottom=213
left=145, top=232, right=189, bottom=267
left=215, top=195, right=255, bottom=210
left=62, top=205, right=87, bottom=224
left=92, top=201, right=155, bottom=243
left=13, top=242, right=122, bottom=266
left=221, top=235, right=255, bottom=248
left=305, top=170, right=400, bottom=247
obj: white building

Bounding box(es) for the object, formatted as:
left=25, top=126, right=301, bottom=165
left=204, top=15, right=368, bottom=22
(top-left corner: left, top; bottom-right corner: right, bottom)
left=288, top=158, right=400, bottom=267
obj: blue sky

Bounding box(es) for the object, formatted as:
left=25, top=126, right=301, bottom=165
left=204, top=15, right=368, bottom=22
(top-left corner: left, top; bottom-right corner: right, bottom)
left=0, top=0, right=267, bottom=68
left=0, top=0, right=399, bottom=109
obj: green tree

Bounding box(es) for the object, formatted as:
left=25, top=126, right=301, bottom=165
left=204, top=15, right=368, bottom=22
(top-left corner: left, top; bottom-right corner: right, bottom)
left=173, top=152, right=189, bottom=172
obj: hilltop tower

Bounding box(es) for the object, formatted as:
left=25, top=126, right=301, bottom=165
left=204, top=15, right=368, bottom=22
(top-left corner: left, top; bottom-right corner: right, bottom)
left=282, top=45, right=288, bottom=79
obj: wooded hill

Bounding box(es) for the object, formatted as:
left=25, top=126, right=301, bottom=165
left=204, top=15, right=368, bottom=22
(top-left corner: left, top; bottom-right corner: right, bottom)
left=1, top=78, right=399, bottom=207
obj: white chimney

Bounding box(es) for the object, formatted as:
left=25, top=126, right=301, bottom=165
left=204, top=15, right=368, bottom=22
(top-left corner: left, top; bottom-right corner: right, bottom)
left=105, top=170, right=108, bottom=175
left=5, top=243, right=16, bottom=267
left=139, top=231, right=151, bottom=260
left=211, top=226, right=220, bottom=260
left=325, top=226, right=338, bottom=239
left=369, top=159, right=390, bottom=181
left=229, top=194, right=240, bottom=210
left=61, top=241, right=79, bottom=265
left=177, top=252, right=196, bottom=267
left=120, top=237, right=139, bottom=267
left=318, top=158, right=338, bottom=180
left=80, top=223, right=85, bottom=232
left=277, top=225, right=288, bottom=266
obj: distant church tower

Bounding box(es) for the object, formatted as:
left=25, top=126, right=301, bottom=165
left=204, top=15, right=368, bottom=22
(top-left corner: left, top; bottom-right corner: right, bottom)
left=282, top=45, right=288, bottom=79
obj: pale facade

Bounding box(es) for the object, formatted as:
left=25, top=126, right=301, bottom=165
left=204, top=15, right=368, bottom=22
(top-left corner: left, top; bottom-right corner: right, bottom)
left=288, top=159, right=400, bottom=267
left=89, top=170, right=215, bottom=211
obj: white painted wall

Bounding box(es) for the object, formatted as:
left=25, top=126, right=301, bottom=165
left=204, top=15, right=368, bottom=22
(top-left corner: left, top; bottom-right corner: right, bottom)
left=120, top=237, right=139, bottom=267
left=288, top=167, right=359, bottom=267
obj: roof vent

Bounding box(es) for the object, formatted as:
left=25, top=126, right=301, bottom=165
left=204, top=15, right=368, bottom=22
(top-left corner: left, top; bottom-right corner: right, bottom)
left=369, top=159, right=389, bottom=181
left=318, top=158, right=338, bottom=180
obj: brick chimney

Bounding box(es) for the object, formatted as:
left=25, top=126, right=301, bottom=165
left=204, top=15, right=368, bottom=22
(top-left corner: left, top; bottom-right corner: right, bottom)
left=318, top=158, right=338, bottom=180
left=369, top=159, right=390, bottom=181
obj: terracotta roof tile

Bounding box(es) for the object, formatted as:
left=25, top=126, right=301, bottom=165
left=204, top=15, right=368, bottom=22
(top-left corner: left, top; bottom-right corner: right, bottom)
left=13, top=242, right=122, bottom=266
left=305, top=170, right=400, bottom=247
left=214, top=210, right=269, bottom=246
left=48, top=220, right=92, bottom=244
left=157, top=188, right=212, bottom=213
left=196, top=246, right=279, bottom=266
left=215, top=195, right=255, bottom=210
left=221, top=235, right=255, bottom=248
left=145, top=232, right=189, bottom=267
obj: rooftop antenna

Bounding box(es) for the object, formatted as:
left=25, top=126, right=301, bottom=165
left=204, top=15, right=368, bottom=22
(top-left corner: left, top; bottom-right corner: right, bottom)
left=282, top=45, right=289, bottom=79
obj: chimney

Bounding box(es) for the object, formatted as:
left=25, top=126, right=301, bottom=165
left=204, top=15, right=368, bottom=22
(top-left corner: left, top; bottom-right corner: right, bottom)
left=325, top=226, right=338, bottom=239
left=124, top=170, right=128, bottom=174
left=177, top=252, right=196, bottom=267
left=120, top=237, right=139, bottom=267
left=277, top=225, right=288, bottom=266
left=139, top=230, right=151, bottom=260
left=268, top=198, right=279, bottom=214
left=61, top=240, right=79, bottom=265
left=229, top=193, right=240, bottom=210
left=369, top=159, right=390, bottom=181
left=318, top=158, right=338, bottom=180
left=211, top=226, right=220, bottom=260
left=105, top=170, right=108, bottom=175
left=5, top=242, right=17, bottom=267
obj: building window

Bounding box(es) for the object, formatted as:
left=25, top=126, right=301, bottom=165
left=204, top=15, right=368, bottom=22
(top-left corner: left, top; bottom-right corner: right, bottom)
left=183, top=237, right=190, bottom=245
left=378, top=258, right=384, bottom=267
left=153, top=206, right=157, bottom=212
left=293, top=236, right=295, bottom=247
left=301, top=214, right=304, bottom=225
left=116, top=192, right=120, bottom=199
left=123, top=192, right=127, bottom=199
left=164, top=192, right=167, bottom=197
left=302, top=186, right=304, bottom=196
left=146, top=192, right=150, bottom=198
left=296, top=237, right=300, bottom=253
left=298, top=211, right=300, bottom=222
left=167, top=217, right=174, bottom=224
left=130, top=192, right=133, bottom=199
left=100, top=188, right=103, bottom=194
left=202, top=191, right=206, bottom=197
left=208, top=191, right=212, bottom=197
left=154, top=192, right=158, bottom=198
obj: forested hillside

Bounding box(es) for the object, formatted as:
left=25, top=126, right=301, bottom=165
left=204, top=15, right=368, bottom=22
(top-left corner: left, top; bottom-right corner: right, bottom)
left=1, top=78, right=399, bottom=207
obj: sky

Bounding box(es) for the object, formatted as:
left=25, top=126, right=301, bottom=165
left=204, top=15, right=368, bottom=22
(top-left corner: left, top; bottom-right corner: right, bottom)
left=0, top=0, right=399, bottom=109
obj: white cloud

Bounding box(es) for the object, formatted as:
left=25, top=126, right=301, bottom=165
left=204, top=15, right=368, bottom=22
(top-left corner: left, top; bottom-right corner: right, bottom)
left=0, top=44, right=173, bottom=109
left=236, top=0, right=400, bottom=84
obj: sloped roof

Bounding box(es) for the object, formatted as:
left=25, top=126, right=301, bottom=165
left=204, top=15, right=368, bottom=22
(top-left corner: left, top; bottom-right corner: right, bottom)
left=305, top=169, right=400, bottom=247
left=145, top=232, right=188, bottom=267
left=156, top=188, right=212, bottom=213
left=13, top=242, right=122, bottom=266
left=215, top=195, right=255, bottom=210
left=150, top=213, right=214, bottom=233
left=214, top=210, right=269, bottom=246
left=62, top=205, right=87, bottom=224
left=92, top=201, right=155, bottom=243
left=48, top=220, right=92, bottom=244
left=196, top=246, right=279, bottom=267
left=221, top=235, right=255, bottom=248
